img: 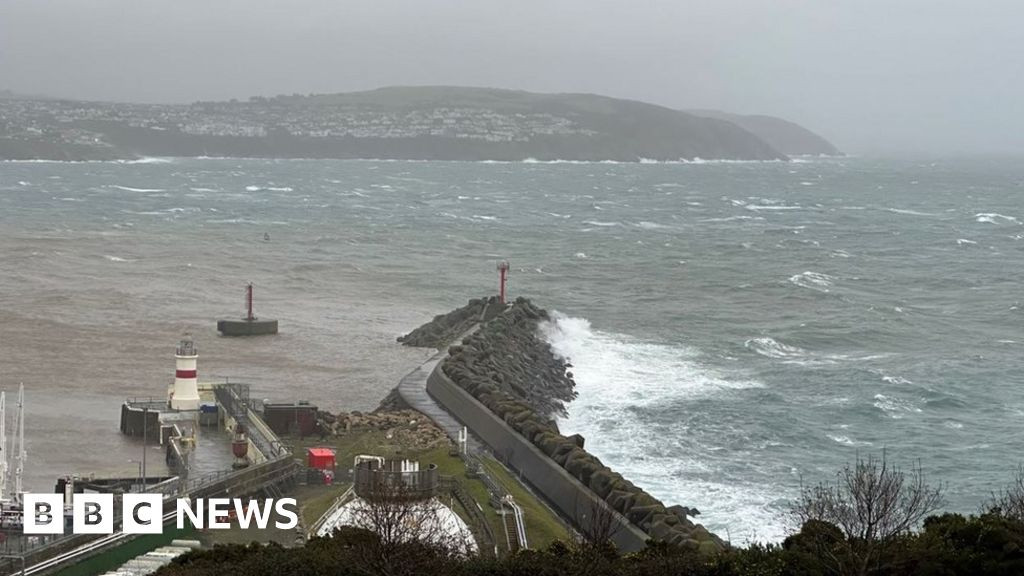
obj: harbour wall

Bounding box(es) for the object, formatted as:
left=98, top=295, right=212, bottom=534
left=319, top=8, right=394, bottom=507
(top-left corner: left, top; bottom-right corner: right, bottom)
left=416, top=297, right=722, bottom=554
left=426, top=361, right=650, bottom=552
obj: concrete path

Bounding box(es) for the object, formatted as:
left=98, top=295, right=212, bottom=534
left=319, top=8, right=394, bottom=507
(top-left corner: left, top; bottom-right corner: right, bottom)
left=397, top=331, right=482, bottom=452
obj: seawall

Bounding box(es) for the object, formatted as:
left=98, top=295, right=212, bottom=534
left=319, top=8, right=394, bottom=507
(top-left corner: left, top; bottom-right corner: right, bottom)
left=426, top=359, right=650, bottom=552
left=421, top=297, right=723, bottom=554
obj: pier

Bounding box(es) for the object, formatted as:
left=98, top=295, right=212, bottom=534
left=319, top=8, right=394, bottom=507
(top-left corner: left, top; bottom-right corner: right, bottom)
left=2, top=382, right=299, bottom=576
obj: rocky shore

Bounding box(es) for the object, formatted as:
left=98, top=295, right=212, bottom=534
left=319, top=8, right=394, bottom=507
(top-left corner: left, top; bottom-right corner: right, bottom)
left=443, top=298, right=577, bottom=419
left=316, top=409, right=449, bottom=451
left=411, top=296, right=724, bottom=553
left=397, top=296, right=503, bottom=349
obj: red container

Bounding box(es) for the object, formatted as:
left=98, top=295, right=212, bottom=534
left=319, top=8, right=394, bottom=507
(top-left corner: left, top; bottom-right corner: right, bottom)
left=307, top=447, right=336, bottom=470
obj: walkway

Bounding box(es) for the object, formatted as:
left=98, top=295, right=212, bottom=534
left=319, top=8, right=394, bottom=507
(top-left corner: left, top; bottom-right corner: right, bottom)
left=397, top=330, right=482, bottom=452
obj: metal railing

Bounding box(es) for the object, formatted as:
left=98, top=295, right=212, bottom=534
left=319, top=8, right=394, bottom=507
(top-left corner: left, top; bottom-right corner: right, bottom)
left=214, top=383, right=289, bottom=460
left=6, top=383, right=296, bottom=575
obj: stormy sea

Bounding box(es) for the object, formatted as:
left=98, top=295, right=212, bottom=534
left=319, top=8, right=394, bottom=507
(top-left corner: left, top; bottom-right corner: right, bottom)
left=1, top=156, right=1022, bottom=542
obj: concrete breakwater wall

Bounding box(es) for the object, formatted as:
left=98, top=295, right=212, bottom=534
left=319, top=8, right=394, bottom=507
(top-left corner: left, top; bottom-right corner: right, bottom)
left=426, top=362, right=649, bottom=552
left=426, top=298, right=723, bottom=554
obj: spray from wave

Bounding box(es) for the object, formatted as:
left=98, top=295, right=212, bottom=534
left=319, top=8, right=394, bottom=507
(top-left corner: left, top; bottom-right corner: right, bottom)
left=539, top=312, right=789, bottom=542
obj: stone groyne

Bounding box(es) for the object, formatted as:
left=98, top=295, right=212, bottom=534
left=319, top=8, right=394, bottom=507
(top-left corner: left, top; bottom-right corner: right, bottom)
left=397, top=296, right=503, bottom=349
left=405, top=297, right=724, bottom=554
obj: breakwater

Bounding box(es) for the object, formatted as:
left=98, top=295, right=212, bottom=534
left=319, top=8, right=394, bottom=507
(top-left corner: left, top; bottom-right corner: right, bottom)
left=407, top=297, right=724, bottom=554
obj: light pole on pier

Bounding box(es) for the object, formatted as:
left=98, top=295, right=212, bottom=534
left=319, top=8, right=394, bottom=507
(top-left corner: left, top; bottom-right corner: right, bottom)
left=497, top=260, right=510, bottom=304
left=141, top=406, right=148, bottom=490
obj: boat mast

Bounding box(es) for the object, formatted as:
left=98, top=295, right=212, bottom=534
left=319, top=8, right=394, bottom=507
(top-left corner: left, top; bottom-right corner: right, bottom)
left=13, top=384, right=25, bottom=503
left=0, top=391, right=7, bottom=501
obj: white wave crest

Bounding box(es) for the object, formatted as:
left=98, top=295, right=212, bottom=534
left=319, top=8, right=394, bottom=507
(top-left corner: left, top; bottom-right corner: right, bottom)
left=873, top=394, right=922, bottom=419
left=788, top=271, right=834, bottom=292
left=975, top=213, right=1019, bottom=224
left=108, top=185, right=165, bottom=193
left=885, top=207, right=937, bottom=217
left=542, top=313, right=762, bottom=407
left=744, top=337, right=807, bottom=360
left=540, top=313, right=771, bottom=541
left=123, top=157, right=173, bottom=164
left=828, top=435, right=872, bottom=447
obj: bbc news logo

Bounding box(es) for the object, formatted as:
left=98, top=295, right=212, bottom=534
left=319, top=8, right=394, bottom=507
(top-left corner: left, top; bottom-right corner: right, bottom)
left=23, top=494, right=299, bottom=534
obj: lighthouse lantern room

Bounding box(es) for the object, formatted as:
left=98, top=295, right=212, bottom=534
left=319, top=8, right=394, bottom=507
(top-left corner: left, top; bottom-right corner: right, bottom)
left=170, top=338, right=201, bottom=410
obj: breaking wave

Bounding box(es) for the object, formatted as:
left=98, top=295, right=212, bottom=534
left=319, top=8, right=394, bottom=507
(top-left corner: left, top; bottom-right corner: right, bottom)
left=788, top=271, right=835, bottom=292
left=539, top=313, right=779, bottom=540
left=975, top=213, right=1019, bottom=224
left=108, top=185, right=166, bottom=193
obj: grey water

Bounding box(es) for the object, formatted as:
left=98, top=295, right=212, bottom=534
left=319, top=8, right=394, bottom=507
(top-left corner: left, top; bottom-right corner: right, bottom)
left=1, top=156, right=1021, bottom=541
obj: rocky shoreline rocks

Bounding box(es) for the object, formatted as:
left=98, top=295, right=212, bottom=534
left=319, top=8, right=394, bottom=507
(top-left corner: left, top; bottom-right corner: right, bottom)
left=397, top=296, right=503, bottom=349
left=317, top=409, right=449, bottom=451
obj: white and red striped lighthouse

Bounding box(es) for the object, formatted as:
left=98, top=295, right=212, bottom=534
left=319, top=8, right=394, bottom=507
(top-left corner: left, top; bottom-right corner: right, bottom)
left=170, top=338, right=201, bottom=410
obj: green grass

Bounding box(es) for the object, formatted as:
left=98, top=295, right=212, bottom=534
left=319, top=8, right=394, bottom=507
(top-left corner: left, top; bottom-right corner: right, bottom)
left=481, top=456, right=571, bottom=548
left=286, top=429, right=567, bottom=554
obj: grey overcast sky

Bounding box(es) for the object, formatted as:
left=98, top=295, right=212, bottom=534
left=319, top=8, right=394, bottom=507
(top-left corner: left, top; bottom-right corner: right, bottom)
left=1, top=0, right=1021, bottom=155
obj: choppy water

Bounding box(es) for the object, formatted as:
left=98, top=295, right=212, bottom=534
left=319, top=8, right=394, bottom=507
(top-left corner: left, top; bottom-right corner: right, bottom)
left=1, top=156, right=1022, bottom=541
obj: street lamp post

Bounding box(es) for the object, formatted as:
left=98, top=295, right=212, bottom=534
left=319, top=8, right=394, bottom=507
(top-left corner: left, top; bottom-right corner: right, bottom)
left=142, top=406, right=148, bottom=490
left=129, top=459, right=142, bottom=492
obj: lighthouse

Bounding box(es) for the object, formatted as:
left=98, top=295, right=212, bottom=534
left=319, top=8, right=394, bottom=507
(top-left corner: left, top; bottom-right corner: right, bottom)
left=170, top=338, right=201, bottom=410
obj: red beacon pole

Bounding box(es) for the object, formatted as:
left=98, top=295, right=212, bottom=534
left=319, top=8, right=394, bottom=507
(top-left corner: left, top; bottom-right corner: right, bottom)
left=497, top=260, right=510, bottom=304
left=246, top=282, right=255, bottom=321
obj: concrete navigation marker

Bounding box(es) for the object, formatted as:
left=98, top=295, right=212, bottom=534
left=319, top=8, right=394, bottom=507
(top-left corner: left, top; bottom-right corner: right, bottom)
left=218, top=282, right=279, bottom=336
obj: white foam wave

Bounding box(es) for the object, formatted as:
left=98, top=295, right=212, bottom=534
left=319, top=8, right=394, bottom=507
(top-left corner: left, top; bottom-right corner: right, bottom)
left=745, top=204, right=804, bottom=212
left=582, top=220, right=621, bottom=227
left=788, top=271, right=834, bottom=292
left=108, top=185, right=165, bottom=193
left=634, top=221, right=671, bottom=230
left=543, top=313, right=762, bottom=405
left=700, top=215, right=764, bottom=223
left=975, top=213, right=1019, bottom=224
left=123, top=157, right=173, bottom=164
left=873, top=394, right=922, bottom=419
left=103, top=255, right=129, bottom=262
left=744, top=337, right=807, bottom=360
left=956, top=238, right=977, bottom=246
left=880, top=374, right=912, bottom=385
left=886, top=207, right=937, bottom=217
left=541, top=313, right=774, bottom=541
left=828, top=435, right=872, bottom=447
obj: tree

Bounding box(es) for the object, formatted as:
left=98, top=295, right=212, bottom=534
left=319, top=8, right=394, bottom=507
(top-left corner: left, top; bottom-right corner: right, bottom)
left=337, top=475, right=476, bottom=575
left=575, top=494, right=622, bottom=554
left=790, top=452, right=943, bottom=576
left=989, top=464, right=1024, bottom=521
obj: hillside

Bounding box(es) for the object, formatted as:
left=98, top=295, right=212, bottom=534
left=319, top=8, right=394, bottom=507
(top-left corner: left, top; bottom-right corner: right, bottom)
left=689, top=109, right=840, bottom=156
left=0, top=87, right=789, bottom=162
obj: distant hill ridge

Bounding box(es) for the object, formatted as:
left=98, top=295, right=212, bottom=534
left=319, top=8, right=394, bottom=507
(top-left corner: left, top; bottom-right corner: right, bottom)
left=688, top=108, right=841, bottom=156
left=0, top=86, right=839, bottom=161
